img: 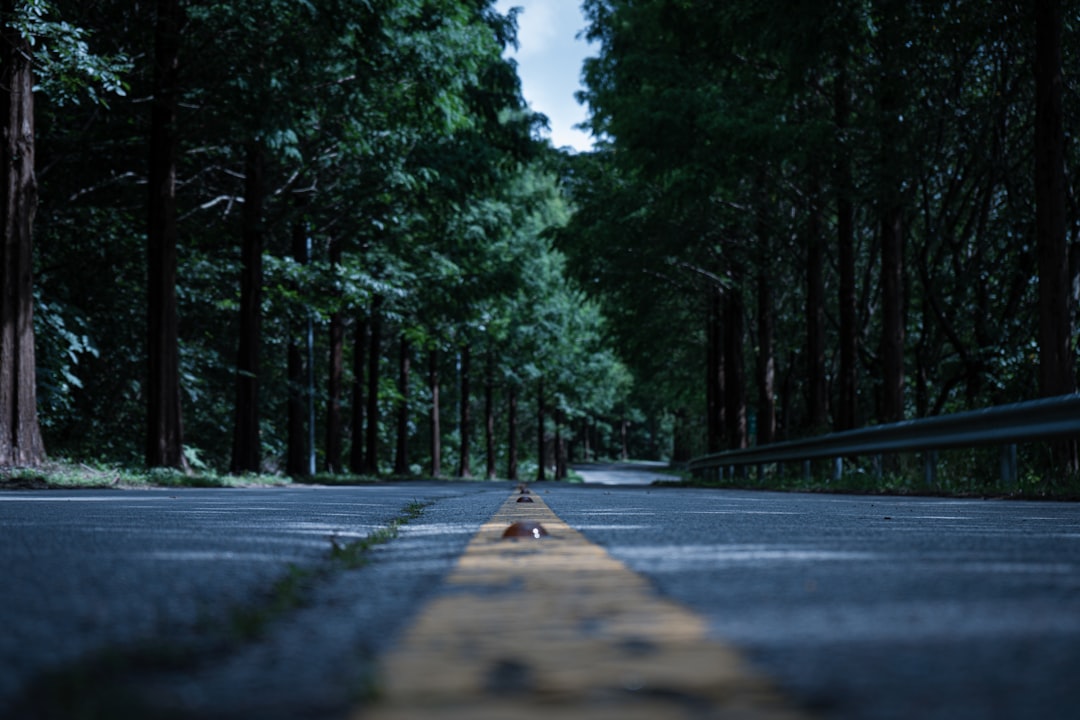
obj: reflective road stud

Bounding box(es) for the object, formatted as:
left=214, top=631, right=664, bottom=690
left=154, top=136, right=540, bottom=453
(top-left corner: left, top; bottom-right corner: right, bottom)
left=357, top=491, right=805, bottom=719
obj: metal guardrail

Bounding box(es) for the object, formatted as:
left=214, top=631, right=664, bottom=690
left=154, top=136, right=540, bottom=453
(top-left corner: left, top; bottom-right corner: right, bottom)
left=687, top=393, right=1080, bottom=487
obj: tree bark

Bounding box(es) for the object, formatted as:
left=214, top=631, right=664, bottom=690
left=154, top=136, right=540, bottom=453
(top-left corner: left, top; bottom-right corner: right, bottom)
left=880, top=206, right=905, bottom=424
left=724, top=283, right=747, bottom=449
left=1035, top=0, right=1074, bottom=400
left=0, top=7, right=44, bottom=467
left=484, top=350, right=496, bottom=479
left=146, top=0, right=186, bottom=470
left=324, top=239, right=344, bottom=473
left=507, top=382, right=519, bottom=480
left=325, top=298, right=344, bottom=473
left=877, top=4, right=907, bottom=425
left=429, top=348, right=441, bottom=477
left=1035, top=0, right=1077, bottom=470
left=393, top=335, right=410, bottom=475
left=756, top=200, right=776, bottom=446
left=835, top=63, right=859, bottom=432
left=806, top=190, right=828, bottom=430
left=457, top=343, right=472, bottom=478
left=706, top=284, right=724, bottom=452
left=535, top=377, right=546, bottom=481
left=349, top=316, right=367, bottom=474
left=364, top=296, right=382, bottom=475
left=230, top=141, right=264, bottom=474
left=286, top=217, right=308, bottom=477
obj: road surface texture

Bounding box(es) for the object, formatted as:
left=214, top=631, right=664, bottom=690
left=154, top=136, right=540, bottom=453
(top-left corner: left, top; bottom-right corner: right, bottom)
left=1, top=474, right=1078, bottom=719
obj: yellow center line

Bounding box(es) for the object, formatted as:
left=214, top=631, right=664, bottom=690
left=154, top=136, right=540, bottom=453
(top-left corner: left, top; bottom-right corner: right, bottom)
left=356, top=490, right=806, bottom=719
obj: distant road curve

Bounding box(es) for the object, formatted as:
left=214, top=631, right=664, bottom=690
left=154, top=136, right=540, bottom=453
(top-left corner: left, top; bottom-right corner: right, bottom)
left=571, top=461, right=679, bottom=486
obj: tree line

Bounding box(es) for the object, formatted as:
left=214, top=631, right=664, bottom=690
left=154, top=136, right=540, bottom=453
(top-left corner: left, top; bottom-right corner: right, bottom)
left=0, top=0, right=640, bottom=476
left=559, top=0, right=1078, bottom=472
left=3, top=1, right=1076, bottom=480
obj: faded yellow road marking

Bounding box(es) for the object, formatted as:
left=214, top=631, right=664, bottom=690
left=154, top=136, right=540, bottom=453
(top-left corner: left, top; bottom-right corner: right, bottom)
left=357, top=491, right=806, bottom=719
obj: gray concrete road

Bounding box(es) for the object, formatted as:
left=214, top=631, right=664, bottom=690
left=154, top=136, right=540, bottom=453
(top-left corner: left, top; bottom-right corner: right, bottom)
left=543, top=486, right=1080, bottom=720
left=2, top=482, right=1079, bottom=719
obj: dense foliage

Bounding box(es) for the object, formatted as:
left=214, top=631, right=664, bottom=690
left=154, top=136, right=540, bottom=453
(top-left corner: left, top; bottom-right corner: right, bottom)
left=559, top=0, right=1079, bottom=473
left=4, top=1, right=1077, bottom=481
left=17, top=0, right=638, bottom=476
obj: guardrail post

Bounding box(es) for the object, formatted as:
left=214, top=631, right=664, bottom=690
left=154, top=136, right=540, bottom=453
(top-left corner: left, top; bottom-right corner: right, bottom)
left=874, top=455, right=883, bottom=480
left=803, top=460, right=811, bottom=481
left=923, top=450, right=938, bottom=488
left=832, top=457, right=842, bottom=482
left=1000, top=444, right=1018, bottom=488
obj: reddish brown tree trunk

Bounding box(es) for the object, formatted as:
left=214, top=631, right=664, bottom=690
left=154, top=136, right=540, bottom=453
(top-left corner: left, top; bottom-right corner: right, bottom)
left=806, top=192, right=828, bottom=430
left=393, top=336, right=410, bottom=475
left=325, top=239, right=344, bottom=474
left=484, top=351, right=496, bottom=479
left=507, top=382, right=519, bottom=480
left=286, top=217, right=308, bottom=477
left=457, top=343, right=472, bottom=478
left=724, top=284, right=747, bottom=449
left=1035, top=0, right=1074, bottom=399
left=326, top=310, right=344, bottom=473
left=146, top=0, right=186, bottom=470
left=349, top=317, right=367, bottom=474
left=429, top=349, right=441, bottom=477
left=1035, top=0, right=1077, bottom=470
left=756, top=201, right=776, bottom=446
left=835, top=63, right=859, bottom=432
left=536, top=377, right=546, bottom=481
left=230, top=142, right=264, bottom=474
left=706, top=285, right=724, bottom=452
left=364, top=296, right=382, bottom=475
left=0, top=7, right=44, bottom=467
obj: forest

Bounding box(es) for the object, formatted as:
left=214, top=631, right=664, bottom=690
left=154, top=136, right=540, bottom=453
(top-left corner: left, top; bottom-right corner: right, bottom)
left=0, top=1, right=1077, bottom=485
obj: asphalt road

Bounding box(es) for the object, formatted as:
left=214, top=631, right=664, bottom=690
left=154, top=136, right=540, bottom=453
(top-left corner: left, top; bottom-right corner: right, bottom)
left=2, top=477, right=1078, bottom=719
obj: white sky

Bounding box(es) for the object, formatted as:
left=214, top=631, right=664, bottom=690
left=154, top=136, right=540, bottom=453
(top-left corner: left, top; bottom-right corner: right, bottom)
left=494, top=0, right=594, bottom=152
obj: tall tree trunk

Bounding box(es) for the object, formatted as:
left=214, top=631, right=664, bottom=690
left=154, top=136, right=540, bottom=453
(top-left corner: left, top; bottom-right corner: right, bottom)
left=230, top=142, right=264, bottom=474
left=324, top=239, right=344, bottom=473
left=349, top=316, right=367, bottom=474
left=1035, top=0, right=1074, bottom=399
left=835, top=63, right=859, bottom=432
left=724, top=283, right=748, bottom=449
left=484, top=351, right=496, bottom=479
left=0, top=7, right=44, bottom=468
left=877, top=5, right=907, bottom=425
left=554, top=410, right=565, bottom=479
left=706, top=284, right=724, bottom=452
left=806, top=189, right=828, bottom=431
left=394, top=335, right=410, bottom=475
left=1035, top=0, right=1077, bottom=470
left=619, top=415, right=628, bottom=461
left=536, top=377, right=546, bottom=481
left=325, top=271, right=344, bottom=473
left=429, top=348, right=441, bottom=477
left=364, top=296, right=382, bottom=475
left=582, top=415, right=592, bottom=461
left=457, top=343, right=472, bottom=477
left=880, top=207, right=905, bottom=423
left=756, top=199, right=776, bottom=446
left=507, top=382, right=519, bottom=480
left=286, top=217, right=308, bottom=477
left=146, top=0, right=186, bottom=470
